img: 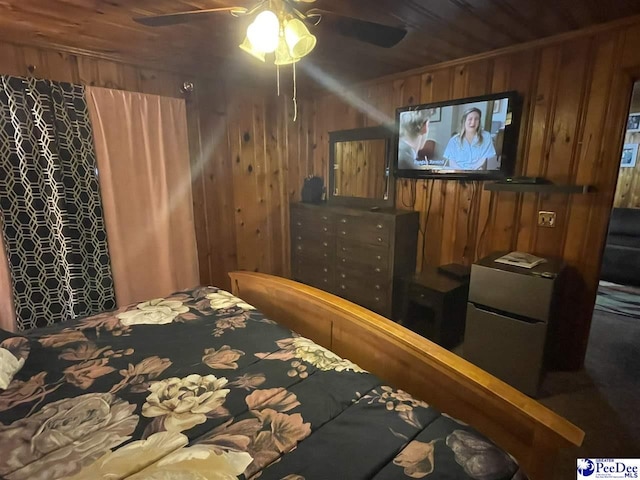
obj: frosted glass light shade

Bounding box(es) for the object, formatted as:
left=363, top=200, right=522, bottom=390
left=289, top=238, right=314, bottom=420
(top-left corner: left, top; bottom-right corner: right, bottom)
left=239, top=36, right=266, bottom=62
left=274, top=37, right=298, bottom=65
left=247, top=10, right=280, bottom=53
left=284, top=18, right=316, bottom=58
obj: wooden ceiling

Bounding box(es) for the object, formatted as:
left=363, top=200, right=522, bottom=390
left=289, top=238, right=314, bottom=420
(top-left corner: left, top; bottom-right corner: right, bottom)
left=2, top=0, right=640, bottom=86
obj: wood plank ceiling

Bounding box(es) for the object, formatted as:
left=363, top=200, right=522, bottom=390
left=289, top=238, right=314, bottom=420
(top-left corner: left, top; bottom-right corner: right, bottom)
left=1, top=0, right=640, bottom=85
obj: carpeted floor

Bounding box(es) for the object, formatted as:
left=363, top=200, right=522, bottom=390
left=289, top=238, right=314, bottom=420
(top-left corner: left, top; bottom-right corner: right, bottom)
left=594, top=281, right=640, bottom=318
left=538, top=304, right=640, bottom=478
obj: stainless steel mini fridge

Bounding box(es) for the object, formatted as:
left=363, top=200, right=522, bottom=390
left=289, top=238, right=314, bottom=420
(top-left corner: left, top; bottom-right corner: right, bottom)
left=463, top=252, right=564, bottom=397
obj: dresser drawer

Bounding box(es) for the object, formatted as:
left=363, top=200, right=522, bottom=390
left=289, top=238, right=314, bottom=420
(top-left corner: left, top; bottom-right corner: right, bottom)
left=336, top=240, right=389, bottom=272
left=336, top=256, right=389, bottom=278
left=291, top=237, right=334, bottom=261
left=336, top=266, right=387, bottom=291
left=335, top=215, right=391, bottom=246
left=291, top=209, right=334, bottom=235
left=293, top=258, right=334, bottom=291
left=335, top=276, right=390, bottom=315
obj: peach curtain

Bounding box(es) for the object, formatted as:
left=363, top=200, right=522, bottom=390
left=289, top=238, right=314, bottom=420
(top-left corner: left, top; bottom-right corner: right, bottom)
left=86, top=87, right=199, bottom=306
left=0, top=227, right=16, bottom=332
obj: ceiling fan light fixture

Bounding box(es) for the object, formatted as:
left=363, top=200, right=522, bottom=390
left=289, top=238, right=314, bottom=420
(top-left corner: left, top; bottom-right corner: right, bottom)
left=246, top=10, right=280, bottom=53
left=274, top=37, right=298, bottom=65
left=239, top=36, right=266, bottom=62
left=284, top=18, right=316, bottom=58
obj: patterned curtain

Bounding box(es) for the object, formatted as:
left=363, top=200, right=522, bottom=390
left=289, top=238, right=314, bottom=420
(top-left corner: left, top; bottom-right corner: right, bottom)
left=0, top=76, right=115, bottom=330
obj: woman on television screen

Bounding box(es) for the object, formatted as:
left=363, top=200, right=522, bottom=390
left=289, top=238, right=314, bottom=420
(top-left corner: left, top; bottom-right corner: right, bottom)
left=443, top=107, right=496, bottom=170
left=397, top=109, right=432, bottom=170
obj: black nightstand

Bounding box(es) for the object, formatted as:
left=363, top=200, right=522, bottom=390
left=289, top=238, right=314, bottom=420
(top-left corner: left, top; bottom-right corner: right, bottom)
left=400, top=266, right=470, bottom=349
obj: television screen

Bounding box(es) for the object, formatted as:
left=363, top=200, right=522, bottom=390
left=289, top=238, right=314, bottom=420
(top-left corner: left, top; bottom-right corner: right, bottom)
left=394, top=91, right=520, bottom=180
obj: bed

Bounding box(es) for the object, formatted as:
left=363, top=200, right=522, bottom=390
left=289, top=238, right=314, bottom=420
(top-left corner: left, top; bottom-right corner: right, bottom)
left=0, top=272, right=583, bottom=479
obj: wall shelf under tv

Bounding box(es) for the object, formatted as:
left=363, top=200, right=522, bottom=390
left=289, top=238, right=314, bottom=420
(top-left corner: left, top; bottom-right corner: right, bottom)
left=484, top=183, right=594, bottom=194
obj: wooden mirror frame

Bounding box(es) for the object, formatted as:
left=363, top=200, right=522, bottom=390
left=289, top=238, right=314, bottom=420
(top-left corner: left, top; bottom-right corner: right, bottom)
left=328, top=125, right=396, bottom=208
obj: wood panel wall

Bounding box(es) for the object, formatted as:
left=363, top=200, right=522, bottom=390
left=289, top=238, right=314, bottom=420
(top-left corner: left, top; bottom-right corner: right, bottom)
left=299, top=22, right=640, bottom=370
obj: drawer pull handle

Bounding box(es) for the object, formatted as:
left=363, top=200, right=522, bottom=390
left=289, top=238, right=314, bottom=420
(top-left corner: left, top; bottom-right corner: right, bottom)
left=375, top=267, right=381, bottom=273
left=342, top=247, right=347, bottom=251
left=376, top=255, right=382, bottom=260
left=342, top=258, right=346, bottom=263
left=297, top=236, right=302, bottom=240
left=323, top=242, right=328, bottom=247
left=341, top=231, right=347, bottom=235
left=374, top=297, right=380, bottom=302
left=377, top=237, right=383, bottom=242
left=341, top=284, right=346, bottom=290
left=323, top=227, right=328, bottom=232
left=323, top=268, right=328, bottom=273
left=375, top=284, right=381, bottom=290
left=296, top=221, right=302, bottom=226
left=376, top=224, right=383, bottom=229
left=324, top=278, right=328, bottom=283
left=324, top=253, right=328, bottom=257
left=296, top=246, right=302, bottom=250
left=322, top=216, right=328, bottom=220
left=341, top=273, right=346, bottom=278
left=340, top=218, right=347, bottom=223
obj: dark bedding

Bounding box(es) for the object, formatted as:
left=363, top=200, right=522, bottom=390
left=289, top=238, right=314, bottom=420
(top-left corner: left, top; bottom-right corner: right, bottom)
left=0, top=286, right=525, bottom=479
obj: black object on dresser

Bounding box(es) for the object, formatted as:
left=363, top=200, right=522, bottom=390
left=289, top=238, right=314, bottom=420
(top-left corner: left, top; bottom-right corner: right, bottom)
left=400, top=266, right=470, bottom=349
left=463, top=252, right=565, bottom=397
left=290, top=202, right=419, bottom=319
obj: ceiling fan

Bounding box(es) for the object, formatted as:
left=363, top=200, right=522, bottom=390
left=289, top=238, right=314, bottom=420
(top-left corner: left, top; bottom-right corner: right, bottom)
left=132, top=0, right=408, bottom=52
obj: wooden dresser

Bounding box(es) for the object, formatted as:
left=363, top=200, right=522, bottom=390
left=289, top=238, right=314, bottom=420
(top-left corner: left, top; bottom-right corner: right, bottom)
left=290, top=203, right=419, bottom=319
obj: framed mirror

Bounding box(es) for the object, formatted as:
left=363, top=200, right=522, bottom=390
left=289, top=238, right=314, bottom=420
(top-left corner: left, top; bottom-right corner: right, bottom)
left=328, top=125, right=395, bottom=208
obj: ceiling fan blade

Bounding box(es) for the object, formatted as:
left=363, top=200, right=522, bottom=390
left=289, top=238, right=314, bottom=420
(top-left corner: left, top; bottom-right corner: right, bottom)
left=305, top=9, right=407, bottom=48
left=133, top=7, right=248, bottom=27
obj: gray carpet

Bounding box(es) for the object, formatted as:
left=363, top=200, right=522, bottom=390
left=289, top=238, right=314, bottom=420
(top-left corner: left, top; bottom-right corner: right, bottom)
left=594, top=281, right=640, bottom=318
left=538, top=307, right=640, bottom=479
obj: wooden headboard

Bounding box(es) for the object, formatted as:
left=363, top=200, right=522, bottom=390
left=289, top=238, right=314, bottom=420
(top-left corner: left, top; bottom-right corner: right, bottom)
left=229, top=271, right=584, bottom=479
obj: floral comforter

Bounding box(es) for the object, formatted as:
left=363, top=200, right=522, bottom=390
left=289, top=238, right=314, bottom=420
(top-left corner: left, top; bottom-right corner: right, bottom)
left=0, top=287, right=525, bottom=480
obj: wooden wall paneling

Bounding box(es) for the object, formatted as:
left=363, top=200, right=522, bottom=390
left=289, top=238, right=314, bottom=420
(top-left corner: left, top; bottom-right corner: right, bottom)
left=418, top=69, right=454, bottom=268
left=0, top=43, right=23, bottom=77
left=136, top=67, right=183, bottom=98
left=312, top=96, right=328, bottom=183
left=364, top=80, right=396, bottom=127
left=563, top=32, right=619, bottom=268
left=515, top=45, right=560, bottom=253
left=202, top=79, right=238, bottom=291
left=555, top=30, right=631, bottom=369
left=251, top=95, right=273, bottom=275
left=230, top=92, right=263, bottom=273
left=22, top=46, right=77, bottom=83
left=535, top=39, right=592, bottom=258
left=486, top=51, right=535, bottom=254
left=285, top=96, right=302, bottom=206
left=185, top=82, right=212, bottom=287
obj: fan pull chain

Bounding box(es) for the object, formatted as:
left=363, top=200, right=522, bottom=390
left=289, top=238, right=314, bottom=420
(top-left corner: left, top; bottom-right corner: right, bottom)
left=292, top=61, right=298, bottom=122
left=276, top=64, right=281, bottom=96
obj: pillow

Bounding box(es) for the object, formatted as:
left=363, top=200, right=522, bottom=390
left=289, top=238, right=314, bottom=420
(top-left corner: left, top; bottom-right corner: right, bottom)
left=0, top=329, right=30, bottom=390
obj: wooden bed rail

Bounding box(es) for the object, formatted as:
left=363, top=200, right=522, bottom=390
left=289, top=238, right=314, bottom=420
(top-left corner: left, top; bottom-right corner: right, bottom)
left=229, top=271, right=584, bottom=479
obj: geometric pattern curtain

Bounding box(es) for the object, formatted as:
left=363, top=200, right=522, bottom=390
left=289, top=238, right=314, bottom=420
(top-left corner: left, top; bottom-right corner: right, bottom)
left=0, top=76, right=115, bottom=330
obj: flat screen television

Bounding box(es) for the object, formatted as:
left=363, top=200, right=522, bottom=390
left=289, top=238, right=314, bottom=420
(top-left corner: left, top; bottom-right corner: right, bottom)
left=393, top=91, right=521, bottom=180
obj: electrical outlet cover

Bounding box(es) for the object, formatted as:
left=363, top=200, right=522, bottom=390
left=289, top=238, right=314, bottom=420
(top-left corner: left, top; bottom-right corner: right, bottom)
left=538, top=211, right=556, bottom=227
